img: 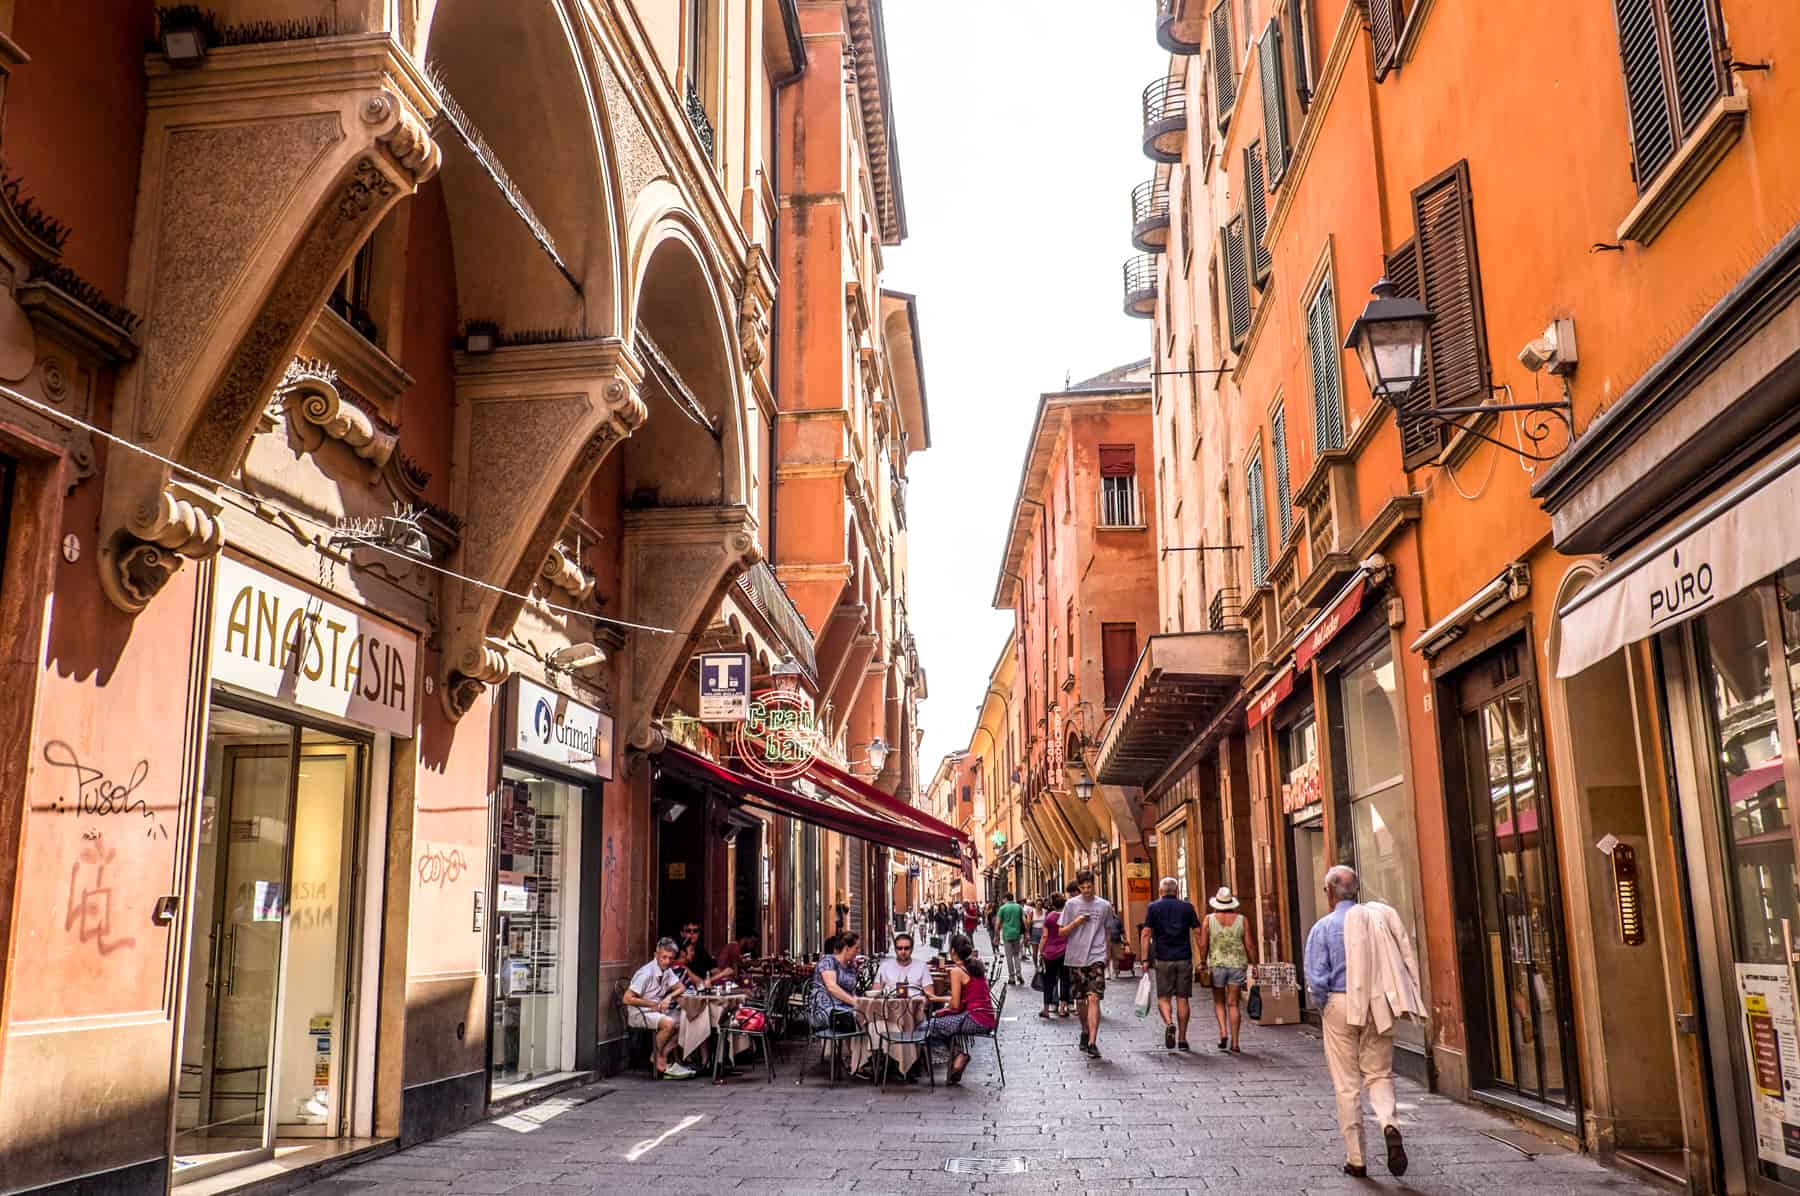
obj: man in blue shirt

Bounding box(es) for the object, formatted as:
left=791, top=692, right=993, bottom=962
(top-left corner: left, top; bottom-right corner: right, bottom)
left=1138, top=877, right=1201, bottom=1051
left=1304, top=865, right=1407, bottom=1180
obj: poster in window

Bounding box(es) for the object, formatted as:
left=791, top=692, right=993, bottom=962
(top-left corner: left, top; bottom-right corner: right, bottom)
left=1736, top=964, right=1800, bottom=1165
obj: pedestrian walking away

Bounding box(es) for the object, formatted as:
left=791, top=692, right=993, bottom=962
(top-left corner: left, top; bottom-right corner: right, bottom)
left=1197, top=885, right=1256, bottom=1053
left=1138, top=877, right=1202, bottom=1050
left=1023, top=894, right=1042, bottom=967
left=1037, top=892, right=1072, bottom=1017
left=995, top=891, right=1026, bottom=984
left=1305, top=865, right=1424, bottom=1179
left=1058, top=869, right=1116, bottom=1057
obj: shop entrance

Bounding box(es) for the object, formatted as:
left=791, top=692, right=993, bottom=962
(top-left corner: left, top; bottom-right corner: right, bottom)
left=490, top=768, right=579, bottom=1099
left=174, top=702, right=365, bottom=1180
left=1278, top=715, right=1326, bottom=989
left=1447, top=640, right=1578, bottom=1121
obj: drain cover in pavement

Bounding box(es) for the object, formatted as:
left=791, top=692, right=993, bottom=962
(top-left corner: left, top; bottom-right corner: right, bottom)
left=944, top=1156, right=1027, bottom=1175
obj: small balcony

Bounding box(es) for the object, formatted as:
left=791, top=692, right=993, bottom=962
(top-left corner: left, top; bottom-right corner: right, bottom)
left=1131, top=178, right=1171, bottom=253
left=1156, top=0, right=1206, bottom=54
left=1141, top=76, right=1187, bottom=163
left=1208, top=586, right=1244, bottom=631
left=1122, top=255, right=1158, bottom=318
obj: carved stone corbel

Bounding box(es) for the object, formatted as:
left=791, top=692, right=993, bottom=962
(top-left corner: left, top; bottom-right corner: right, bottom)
left=276, top=356, right=397, bottom=474
left=738, top=245, right=775, bottom=372
left=442, top=638, right=510, bottom=720
left=540, top=544, right=595, bottom=602
left=99, top=480, right=225, bottom=611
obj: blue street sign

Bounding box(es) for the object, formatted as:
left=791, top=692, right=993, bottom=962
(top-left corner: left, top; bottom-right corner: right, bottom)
left=698, top=652, right=751, bottom=721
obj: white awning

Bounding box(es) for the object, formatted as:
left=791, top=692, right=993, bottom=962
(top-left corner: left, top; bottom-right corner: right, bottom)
left=1556, top=439, right=1800, bottom=679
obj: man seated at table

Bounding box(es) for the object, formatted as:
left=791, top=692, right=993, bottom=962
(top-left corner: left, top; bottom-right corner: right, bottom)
left=875, top=933, right=932, bottom=993
left=707, top=933, right=757, bottom=985
left=624, top=937, right=696, bottom=1079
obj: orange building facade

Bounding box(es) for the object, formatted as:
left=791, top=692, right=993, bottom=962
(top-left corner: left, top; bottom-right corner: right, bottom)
left=1116, top=0, right=1800, bottom=1190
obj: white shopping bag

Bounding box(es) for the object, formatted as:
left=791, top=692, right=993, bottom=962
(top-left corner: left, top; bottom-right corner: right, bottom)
left=1134, top=970, right=1153, bottom=1018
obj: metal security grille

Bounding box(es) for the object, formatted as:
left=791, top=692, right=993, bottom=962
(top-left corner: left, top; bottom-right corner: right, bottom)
left=1246, top=452, right=1269, bottom=586
left=848, top=838, right=865, bottom=938
left=1307, top=276, right=1345, bottom=452
left=1271, top=404, right=1293, bottom=541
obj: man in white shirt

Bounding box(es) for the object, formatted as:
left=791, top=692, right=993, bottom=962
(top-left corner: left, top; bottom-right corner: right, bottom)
left=1058, top=870, right=1117, bottom=1058
left=874, top=933, right=932, bottom=992
left=624, top=937, right=694, bottom=1078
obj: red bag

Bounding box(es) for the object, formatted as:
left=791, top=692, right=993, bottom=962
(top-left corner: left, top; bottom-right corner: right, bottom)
left=731, top=1008, right=766, bottom=1033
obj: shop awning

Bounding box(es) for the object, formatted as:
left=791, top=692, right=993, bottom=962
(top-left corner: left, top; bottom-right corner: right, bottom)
left=1556, top=439, right=1800, bottom=678
left=803, top=757, right=969, bottom=844
left=655, top=744, right=964, bottom=863
left=1244, top=664, right=1297, bottom=729
left=1294, top=572, right=1369, bottom=671
left=1093, top=631, right=1248, bottom=786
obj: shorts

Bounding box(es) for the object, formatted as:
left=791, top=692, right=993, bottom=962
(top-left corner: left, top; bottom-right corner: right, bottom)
left=1153, top=959, right=1194, bottom=998
left=1029, top=926, right=1044, bottom=944
left=1069, top=962, right=1108, bottom=1000
left=626, top=1007, right=673, bottom=1030
left=1211, top=966, right=1248, bottom=989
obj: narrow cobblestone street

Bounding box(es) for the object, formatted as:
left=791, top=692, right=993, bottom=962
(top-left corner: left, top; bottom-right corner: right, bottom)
left=293, top=959, right=1657, bottom=1196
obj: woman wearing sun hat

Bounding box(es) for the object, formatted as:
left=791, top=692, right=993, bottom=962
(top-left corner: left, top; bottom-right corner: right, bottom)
left=1196, top=885, right=1256, bottom=1052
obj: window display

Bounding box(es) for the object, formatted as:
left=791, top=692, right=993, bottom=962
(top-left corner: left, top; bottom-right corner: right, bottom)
left=491, top=769, right=572, bottom=1093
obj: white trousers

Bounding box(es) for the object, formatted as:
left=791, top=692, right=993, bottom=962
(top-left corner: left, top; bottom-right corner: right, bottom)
left=1321, top=993, right=1397, bottom=1166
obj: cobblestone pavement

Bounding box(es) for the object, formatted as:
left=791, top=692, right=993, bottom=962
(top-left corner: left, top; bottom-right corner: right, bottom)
left=296, top=964, right=1657, bottom=1195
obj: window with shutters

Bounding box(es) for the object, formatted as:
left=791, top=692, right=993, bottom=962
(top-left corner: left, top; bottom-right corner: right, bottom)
left=1188, top=343, right=1202, bottom=458
left=1259, top=19, right=1291, bottom=183
left=1182, top=168, right=1196, bottom=277
left=1407, top=160, right=1491, bottom=469
left=1198, top=57, right=1215, bottom=175
left=1384, top=237, right=1441, bottom=468
left=1210, top=0, right=1236, bottom=130
left=1207, top=251, right=1223, bottom=353
left=1101, top=623, right=1139, bottom=709
left=1245, top=144, right=1271, bottom=286
left=1288, top=0, right=1316, bottom=112
left=1223, top=213, right=1251, bottom=350
left=1611, top=0, right=1728, bottom=192
left=1099, top=445, right=1142, bottom=527
left=1306, top=273, right=1345, bottom=451
left=1367, top=0, right=1410, bottom=81
left=1246, top=450, right=1270, bottom=586
left=1270, top=403, right=1294, bottom=542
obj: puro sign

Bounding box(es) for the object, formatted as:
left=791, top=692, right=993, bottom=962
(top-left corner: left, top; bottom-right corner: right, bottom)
left=510, top=676, right=614, bottom=780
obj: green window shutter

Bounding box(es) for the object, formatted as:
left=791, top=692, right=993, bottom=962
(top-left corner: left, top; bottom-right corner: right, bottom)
left=1224, top=213, right=1251, bottom=349
left=1271, top=404, right=1293, bottom=541
left=1259, top=20, right=1290, bottom=181
left=1211, top=1, right=1237, bottom=122
left=1247, top=452, right=1269, bottom=586
left=1245, top=144, right=1271, bottom=285
left=1307, top=277, right=1344, bottom=452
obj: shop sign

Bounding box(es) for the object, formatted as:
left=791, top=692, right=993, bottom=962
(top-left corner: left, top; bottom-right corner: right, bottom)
left=1294, top=576, right=1368, bottom=671
left=1282, top=757, right=1322, bottom=817
left=511, top=676, right=614, bottom=780
left=496, top=871, right=530, bottom=913
left=733, top=688, right=822, bottom=781
left=698, top=652, right=750, bottom=721
left=1245, top=666, right=1296, bottom=729
left=1736, top=963, right=1800, bottom=1166
left=212, top=555, right=419, bottom=738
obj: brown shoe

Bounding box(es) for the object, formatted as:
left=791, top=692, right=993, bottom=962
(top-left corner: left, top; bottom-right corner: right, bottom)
left=1384, top=1125, right=1408, bottom=1176
left=1343, top=1163, right=1368, bottom=1178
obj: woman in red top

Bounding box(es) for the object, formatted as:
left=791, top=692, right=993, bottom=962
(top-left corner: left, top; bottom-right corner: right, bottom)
left=924, top=933, right=996, bottom=1084
left=1038, top=892, right=1071, bottom=1018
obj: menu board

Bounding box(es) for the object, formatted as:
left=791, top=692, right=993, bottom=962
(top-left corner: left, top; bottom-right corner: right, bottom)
left=1737, top=963, right=1800, bottom=1166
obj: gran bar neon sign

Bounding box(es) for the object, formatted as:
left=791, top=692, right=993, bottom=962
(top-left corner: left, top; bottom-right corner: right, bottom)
left=732, top=689, right=822, bottom=781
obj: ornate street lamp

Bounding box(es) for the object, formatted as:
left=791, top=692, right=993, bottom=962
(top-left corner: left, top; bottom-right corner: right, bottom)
left=1342, top=277, right=1433, bottom=401
left=865, top=736, right=890, bottom=775
left=1071, top=765, right=1096, bottom=804
left=769, top=653, right=805, bottom=695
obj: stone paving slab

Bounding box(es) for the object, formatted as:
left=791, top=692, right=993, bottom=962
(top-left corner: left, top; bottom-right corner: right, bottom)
left=291, top=962, right=1657, bottom=1195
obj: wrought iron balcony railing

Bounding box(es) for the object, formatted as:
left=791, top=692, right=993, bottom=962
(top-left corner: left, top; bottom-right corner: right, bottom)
left=685, top=78, right=715, bottom=159
left=1122, top=254, right=1158, bottom=319
left=1208, top=587, right=1244, bottom=631
left=1156, top=0, right=1205, bottom=54
left=1141, top=76, right=1188, bottom=163
left=1131, top=178, right=1171, bottom=253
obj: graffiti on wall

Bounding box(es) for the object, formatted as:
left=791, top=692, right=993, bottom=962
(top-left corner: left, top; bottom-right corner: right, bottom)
left=65, top=830, right=135, bottom=956
left=416, top=844, right=469, bottom=888
left=41, top=740, right=168, bottom=840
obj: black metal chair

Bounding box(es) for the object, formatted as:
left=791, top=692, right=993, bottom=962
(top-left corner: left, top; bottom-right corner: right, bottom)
left=950, top=980, right=1006, bottom=1087
left=712, top=1001, right=778, bottom=1084
left=874, top=1019, right=936, bottom=1090
left=796, top=978, right=866, bottom=1086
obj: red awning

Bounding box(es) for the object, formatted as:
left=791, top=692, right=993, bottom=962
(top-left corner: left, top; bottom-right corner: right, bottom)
left=1294, top=574, right=1370, bottom=672
left=804, top=757, right=969, bottom=843
left=1245, top=665, right=1296, bottom=729
left=655, top=744, right=964, bottom=863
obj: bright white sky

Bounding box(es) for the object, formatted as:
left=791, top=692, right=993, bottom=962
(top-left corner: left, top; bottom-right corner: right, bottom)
left=880, top=4, right=1167, bottom=775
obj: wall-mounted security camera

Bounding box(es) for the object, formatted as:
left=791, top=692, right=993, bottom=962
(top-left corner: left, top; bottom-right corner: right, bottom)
left=1518, top=318, right=1577, bottom=376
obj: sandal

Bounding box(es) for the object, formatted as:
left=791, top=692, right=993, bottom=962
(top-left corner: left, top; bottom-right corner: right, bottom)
left=946, top=1053, right=969, bottom=1084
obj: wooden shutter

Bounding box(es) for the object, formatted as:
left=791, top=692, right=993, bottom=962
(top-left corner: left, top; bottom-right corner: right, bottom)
left=1307, top=276, right=1345, bottom=451
left=1211, top=1, right=1237, bottom=123
left=1224, top=213, right=1251, bottom=349
left=1369, top=0, right=1402, bottom=79
left=1245, top=145, right=1271, bottom=285
left=1270, top=404, right=1293, bottom=541
left=1666, top=0, right=1725, bottom=134
left=1411, top=160, right=1489, bottom=422
left=1198, top=57, right=1214, bottom=170
left=1101, top=623, right=1138, bottom=708
left=1289, top=0, right=1314, bottom=110
left=1246, top=453, right=1269, bottom=585
left=1259, top=20, right=1290, bottom=181
left=1385, top=237, right=1444, bottom=469
left=1614, top=0, right=1676, bottom=187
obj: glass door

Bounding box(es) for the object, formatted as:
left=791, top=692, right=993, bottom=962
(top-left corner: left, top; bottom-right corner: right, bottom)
left=1455, top=643, right=1576, bottom=1113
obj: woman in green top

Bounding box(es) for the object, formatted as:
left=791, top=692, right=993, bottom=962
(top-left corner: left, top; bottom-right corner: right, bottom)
left=1196, top=886, right=1256, bottom=1053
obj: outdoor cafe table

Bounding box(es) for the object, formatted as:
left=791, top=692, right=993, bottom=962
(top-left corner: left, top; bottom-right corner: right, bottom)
left=677, top=989, right=748, bottom=1060
left=847, top=992, right=931, bottom=1075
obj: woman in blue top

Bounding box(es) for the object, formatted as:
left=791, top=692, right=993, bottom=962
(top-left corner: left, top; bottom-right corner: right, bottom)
left=807, top=932, right=862, bottom=1033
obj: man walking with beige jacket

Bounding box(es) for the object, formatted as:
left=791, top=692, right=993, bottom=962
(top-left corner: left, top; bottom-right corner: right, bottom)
left=1304, top=865, right=1424, bottom=1178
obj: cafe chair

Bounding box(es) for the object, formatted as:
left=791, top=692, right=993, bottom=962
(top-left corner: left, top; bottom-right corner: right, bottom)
left=874, top=1020, right=936, bottom=1091
left=953, top=980, right=1006, bottom=1087
left=713, top=1007, right=778, bottom=1084
left=613, top=981, right=657, bottom=1075
left=796, top=979, right=865, bottom=1087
